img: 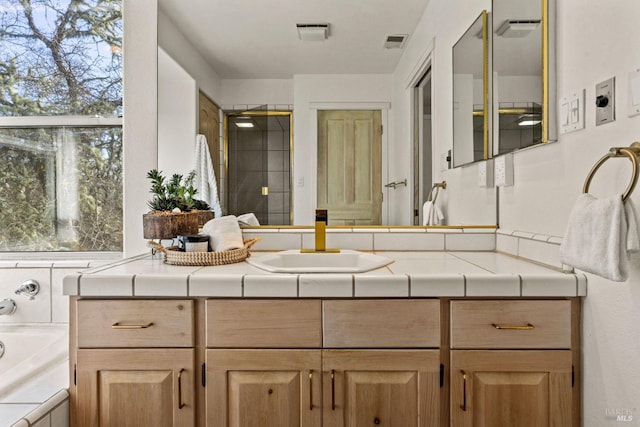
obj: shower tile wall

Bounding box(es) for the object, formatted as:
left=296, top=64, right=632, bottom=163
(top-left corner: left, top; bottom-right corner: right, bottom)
left=228, top=115, right=290, bottom=225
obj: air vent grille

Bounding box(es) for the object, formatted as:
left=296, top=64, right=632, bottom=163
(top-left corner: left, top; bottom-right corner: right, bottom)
left=384, top=34, right=408, bottom=49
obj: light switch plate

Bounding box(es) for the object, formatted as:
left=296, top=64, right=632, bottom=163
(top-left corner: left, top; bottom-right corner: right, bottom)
left=559, top=89, right=585, bottom=134
left=628, top=69, right=640, bottom=117
left=478, top=159, right=494, bottom=187
left=596, top=77, right=615, bottom=126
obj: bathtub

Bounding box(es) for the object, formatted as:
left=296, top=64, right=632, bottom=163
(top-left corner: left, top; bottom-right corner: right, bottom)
left=0, top=324, right=69, bottom=427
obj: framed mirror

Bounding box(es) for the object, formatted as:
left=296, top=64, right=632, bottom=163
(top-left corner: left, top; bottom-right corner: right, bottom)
left=492, top=0, right=556, bottom=155
left=452, top=11, right=489, bottom=168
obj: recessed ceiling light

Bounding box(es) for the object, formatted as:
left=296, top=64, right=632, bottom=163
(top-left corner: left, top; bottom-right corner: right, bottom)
left=235, top=122, right=254, bottom=128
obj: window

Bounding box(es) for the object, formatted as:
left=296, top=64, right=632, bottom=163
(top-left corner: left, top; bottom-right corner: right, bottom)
left=0, top=0, right=122, bottom=252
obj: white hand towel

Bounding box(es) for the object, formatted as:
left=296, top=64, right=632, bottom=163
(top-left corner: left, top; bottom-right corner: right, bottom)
left=237, top=213, right=260, bottom=226
left=422, top=201, right=433, bottom=226
left=202, top=215, right=244, bottom=252
left=195, top=134, right=222, bottom=218
left=559, top=194, right=639, bottom=282
left=430, top=203, right=445, bottom=225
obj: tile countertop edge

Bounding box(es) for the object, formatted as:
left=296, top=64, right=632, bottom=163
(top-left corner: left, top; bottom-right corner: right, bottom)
left=64, top=256, right=587, bottom=298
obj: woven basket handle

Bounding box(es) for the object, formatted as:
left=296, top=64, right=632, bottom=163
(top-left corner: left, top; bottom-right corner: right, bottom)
left=243, top=237, right=261, bottom=250
left=147, top=240, right=167, bottom=253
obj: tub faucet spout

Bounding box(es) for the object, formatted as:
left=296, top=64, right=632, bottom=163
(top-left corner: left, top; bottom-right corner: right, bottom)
left=0, top=299, right=17, bottom=316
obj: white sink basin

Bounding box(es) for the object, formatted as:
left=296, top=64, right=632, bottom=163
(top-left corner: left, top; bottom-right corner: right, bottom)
left=246, top=249, right=393, bottom=273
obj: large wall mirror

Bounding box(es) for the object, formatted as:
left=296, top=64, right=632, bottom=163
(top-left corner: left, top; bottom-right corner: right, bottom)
left=452, top=11, right=488, bottom=168
left=452, top=0, right=556, bottom=166
left=492, top=0, right=556, bottom=155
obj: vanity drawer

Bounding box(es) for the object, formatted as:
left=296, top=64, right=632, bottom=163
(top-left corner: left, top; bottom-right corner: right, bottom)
left=323, top=300, right=440, bottom=348
left=450, top=300, right=571, bottom=349
left=206, top=300, right=322, bottom=348
left=76, top=299, right=194, bottom=348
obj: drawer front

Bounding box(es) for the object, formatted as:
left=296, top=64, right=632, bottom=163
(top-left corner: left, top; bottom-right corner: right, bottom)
left=323, top=300, right=440, bottom=348
left=206, top=300, right=322, bottom=348
left=77, top=299, right=194, bottom=348
left=451, top=300, right=571, bottom=349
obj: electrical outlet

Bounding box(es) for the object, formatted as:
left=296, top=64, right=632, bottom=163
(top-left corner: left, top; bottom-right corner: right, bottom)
left=478, top=159, right=494, bottom=187
left=494, top=153, right=513, bottom=187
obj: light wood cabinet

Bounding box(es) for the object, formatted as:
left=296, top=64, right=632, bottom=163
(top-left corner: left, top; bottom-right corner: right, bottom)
left=70, top=297, right=579, bottom=427
left=72, top=299, right=196, bottom=427
left=323, top=350, right=441, bottom=427
left=75, top=348, right=195, bottom=427
left=450, top=350, right=573, bottom=427
left=206, top=349, right=321, bottom=427
left=449, top=300, right=579, bottom=427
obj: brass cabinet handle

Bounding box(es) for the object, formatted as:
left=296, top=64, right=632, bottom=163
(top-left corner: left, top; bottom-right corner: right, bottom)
left=309, top=371, right=314, bottom=411
left=178, top=368, right=186, bottom=409
left=492, top=323, right=534, bottom=330
left=460, top=370, right=467, bottom=411
left=111, top=322, right=154, bottom=329
left=331, top=369, right=336, bottom=410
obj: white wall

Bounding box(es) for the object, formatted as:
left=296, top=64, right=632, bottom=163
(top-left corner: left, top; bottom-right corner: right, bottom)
left=292, top=74, right=393, bottom=224
left=393, top=0, right=640, bottom=423
left=158, top=8, right=221, bottom=103
left=219, top=79, right=294, bottom=107
left=157, top=48, right=197, bottom=177
left=391, top=0, right=495, bottom=226
left=500, top=1, right=640, bottom=424
left=123, top=0, right=157, bottom=256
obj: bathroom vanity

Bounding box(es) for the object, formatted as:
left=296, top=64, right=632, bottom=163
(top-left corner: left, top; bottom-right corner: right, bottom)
left=64, top=242, right=584, bottom=427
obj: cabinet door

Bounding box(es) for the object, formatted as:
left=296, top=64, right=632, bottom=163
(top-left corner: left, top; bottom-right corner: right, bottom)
left=76, top=349, right=194, bottom=427
left=207, top=349, right=321, bottom=427
left=451, top=350, right=573, bottom=427
left=323, top=350, right=440, bottom=427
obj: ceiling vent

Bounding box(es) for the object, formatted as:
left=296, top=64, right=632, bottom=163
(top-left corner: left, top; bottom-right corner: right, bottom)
left=496, top=20, right=541, bottom=37
left=296, top=23, right=329, bottom=41
left=384, top=34, right=408, bottom=49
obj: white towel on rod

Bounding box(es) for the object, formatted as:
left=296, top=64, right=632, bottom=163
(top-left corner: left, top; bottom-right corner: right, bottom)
left=422, top=200, right=444, bottom=226
left=559, top=194, right=640, bottom=282
left=422, top=201, right=433, bottom=226
left=195, top=134, right=222, bottom=218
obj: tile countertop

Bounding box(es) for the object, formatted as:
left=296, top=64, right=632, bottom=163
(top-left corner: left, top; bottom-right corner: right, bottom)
left=62, top=251, right=587, bottom=298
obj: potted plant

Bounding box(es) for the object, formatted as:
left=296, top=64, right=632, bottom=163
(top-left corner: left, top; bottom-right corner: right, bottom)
left=143, top=169, right=213, bottom=240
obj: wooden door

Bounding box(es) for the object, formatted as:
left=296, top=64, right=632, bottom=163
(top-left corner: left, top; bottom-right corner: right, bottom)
left=76, top=349, right=194, bottom=427
left=323, top=350, right=440, bottom=427
left=451, top=350, right=573, bottom=427
left=199, top=91, right=221, bottom=190
left=206, top=349, right=322, bottom=427
left=317, top=110, right=382, bottom=225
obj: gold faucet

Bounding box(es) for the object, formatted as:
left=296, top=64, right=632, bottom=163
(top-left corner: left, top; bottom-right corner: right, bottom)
left=301, top=209, right=340, bottom=253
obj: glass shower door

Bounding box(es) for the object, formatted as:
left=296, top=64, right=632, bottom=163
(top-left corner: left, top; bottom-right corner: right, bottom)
left=226, top=106, right=291, bottom=225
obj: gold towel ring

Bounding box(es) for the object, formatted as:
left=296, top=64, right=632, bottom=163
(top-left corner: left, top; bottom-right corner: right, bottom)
left=583, top=146, right=639, bottom=202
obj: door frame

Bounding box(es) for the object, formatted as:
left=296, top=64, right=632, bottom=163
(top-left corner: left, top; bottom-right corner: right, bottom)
left=309, top=102, right=390, bottom=225
left=406, top=38, right=435, bottom=226
left=223, top=109, right=294, bottom=224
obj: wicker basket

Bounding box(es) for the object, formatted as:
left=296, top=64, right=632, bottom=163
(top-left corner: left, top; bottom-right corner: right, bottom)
left=149, top=238, right=261, bottom=266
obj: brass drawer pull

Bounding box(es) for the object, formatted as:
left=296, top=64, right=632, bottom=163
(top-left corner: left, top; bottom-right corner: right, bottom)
left=309, top=371, right=314, bottom=411
left=492, top=323, right=534, bottom=330
left=111, top=322, right=154, bottom=329
left=460, top=370, right=467, bottom=411
left=178, top=368, right=186, bottom=409
left=331, top=369, right=336, bottom=410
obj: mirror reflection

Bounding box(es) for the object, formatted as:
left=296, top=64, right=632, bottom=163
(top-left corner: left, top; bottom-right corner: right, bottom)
left=452, top=11, right=488, bottom=168
left=493, top=0, right=546, bottom=154
left=225, top=110, right=292, bottom=225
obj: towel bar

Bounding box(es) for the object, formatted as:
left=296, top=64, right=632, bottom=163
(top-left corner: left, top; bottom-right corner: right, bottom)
left=583, top=141, right=640, bottom=202
left=427, top=181, right=447, bottom=203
